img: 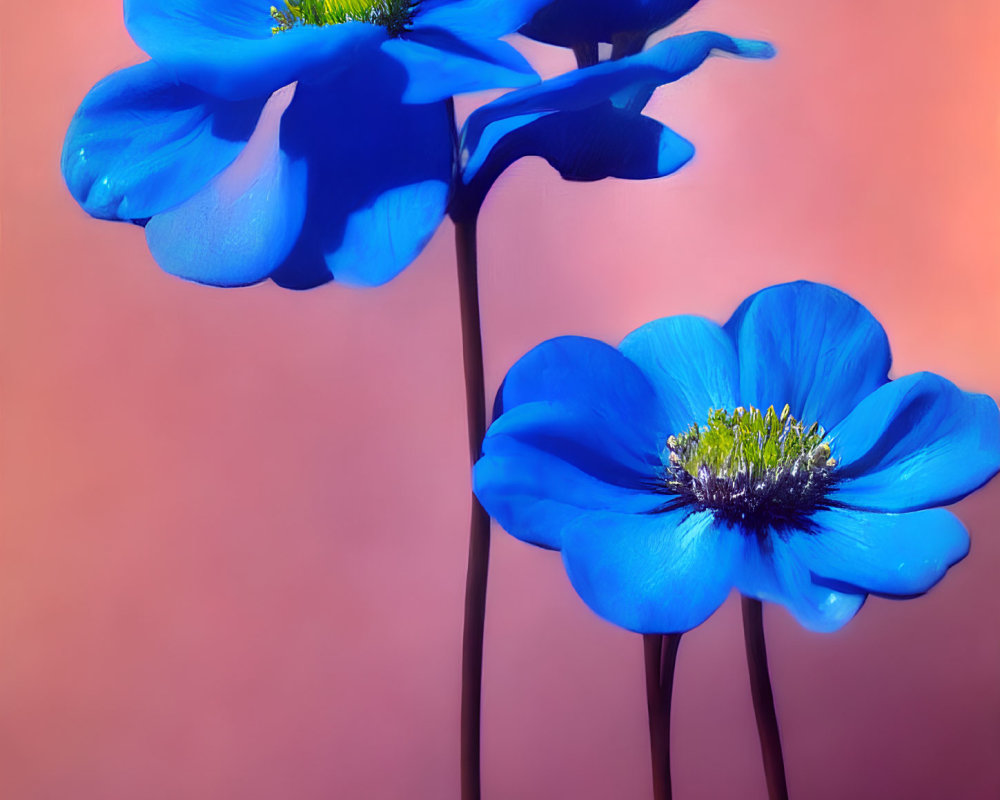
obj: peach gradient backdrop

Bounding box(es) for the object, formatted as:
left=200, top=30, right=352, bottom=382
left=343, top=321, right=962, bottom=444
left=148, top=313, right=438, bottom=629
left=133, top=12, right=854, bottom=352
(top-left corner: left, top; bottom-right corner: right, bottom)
left=3, top=1, right=1000, bottom=798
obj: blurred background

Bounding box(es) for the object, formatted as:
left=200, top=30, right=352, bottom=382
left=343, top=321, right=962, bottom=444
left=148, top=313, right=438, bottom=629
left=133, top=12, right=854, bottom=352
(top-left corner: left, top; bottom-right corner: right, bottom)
left=2, top=1, right=999, bottom=798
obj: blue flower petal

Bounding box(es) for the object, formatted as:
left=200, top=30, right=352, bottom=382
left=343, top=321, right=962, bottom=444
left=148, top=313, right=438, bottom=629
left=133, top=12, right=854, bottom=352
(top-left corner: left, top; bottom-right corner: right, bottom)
left=143, top=88, right=307, bottom=287
left=735, top=529, right=866, bottom=632
left=485, top=400, right=660, bottom=484
left=415, top=0, right=552, bottom=39
left=62, top=61, right=266, bottom=222
left=270, top=59, right=452, bottom=288
left=725, top=281, right=892, bottom=429
left=382, top=27, right=537, bottom=104
left=462, top=31, right=774, bottom=162
left=463, top=103, right=694, bottom=185
left=793, top=508, right=969, bottom=597
left=829, top=372, right=1000, bottom=512
left=494, top=335, right=669, bottom=442
left=520, top=0, right=699, bottom=48
left=474, top=430, right=664, bottom=550
left=125, top=0, right=386, bottom=100
left=619, top=315, right=738, bottom=433
left=560, top=509, right=739, bottom=633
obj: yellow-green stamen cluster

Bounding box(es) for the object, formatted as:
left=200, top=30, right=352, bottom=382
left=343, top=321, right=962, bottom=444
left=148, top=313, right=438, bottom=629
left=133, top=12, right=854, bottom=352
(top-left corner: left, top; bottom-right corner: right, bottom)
left=668, top=405, right=834, bottom=481
left=270, top=0, right=418, bottom=36
left=662, top=405, right=837, bottom=531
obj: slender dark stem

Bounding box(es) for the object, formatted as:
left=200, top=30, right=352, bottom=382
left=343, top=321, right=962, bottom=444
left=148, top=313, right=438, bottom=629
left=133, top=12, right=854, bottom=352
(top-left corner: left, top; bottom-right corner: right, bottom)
left=455, top=213, right=491, bottom=800
left=742, top=596, right=790, bottom=800
left=644, top=633, right=682, bottom=800
left=572, top=41, right=599, bottom=67
left=610, top=31, right=649, bottom=60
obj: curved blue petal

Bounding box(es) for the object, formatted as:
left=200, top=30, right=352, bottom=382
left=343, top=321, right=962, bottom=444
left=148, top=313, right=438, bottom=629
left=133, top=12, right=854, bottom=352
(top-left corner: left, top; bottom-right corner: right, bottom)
left=560, top=508, right=739, bottom=633
left=462, top=32, right=774, bottom=161
left=270, top=54, right=452, bottom=289
left=474, top=431, right=664, bottom=550
left=735, top=528, right=866, bottom=632
left=125, top=0, right=386, bottom=100
left=521, top=0, right=699, bottom=48
left=415, top=0, right=551, bottom=39
left=383, top=28, right=537, bottom=103
left=829, top=372, right=1000, bottom=512
left=619, top=315, right=738, bottom=433
left=494, top=335, right=669, bottom=441
left=144, top=88, right=307, bottom=287
left=725, top=281, right=892, bottom=430
left=486, top=401, right=661, bottom=484
left=62, top=61, right=266, bottom=222
left=792, top=508, right=969, bottom=597
left=463, top=103, right=694, bottom=185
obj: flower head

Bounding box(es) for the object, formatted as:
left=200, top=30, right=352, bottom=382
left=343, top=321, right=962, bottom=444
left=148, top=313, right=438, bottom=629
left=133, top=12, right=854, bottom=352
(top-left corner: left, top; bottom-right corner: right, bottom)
left=474, top=282, right=1000, bottom=633
left=455, top=32, right=773, bottom=214
left=62, top=0, right=549, bottom=289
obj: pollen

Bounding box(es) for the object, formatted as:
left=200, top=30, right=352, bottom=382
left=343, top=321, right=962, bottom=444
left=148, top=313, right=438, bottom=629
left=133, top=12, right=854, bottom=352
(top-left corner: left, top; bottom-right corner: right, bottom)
left=270, top=0, right=418, bottom=36
left=662, top=405, right=837, bottom=530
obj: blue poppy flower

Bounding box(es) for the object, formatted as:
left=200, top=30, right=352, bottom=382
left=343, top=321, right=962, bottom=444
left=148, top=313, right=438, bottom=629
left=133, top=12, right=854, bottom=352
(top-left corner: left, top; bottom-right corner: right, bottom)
left=522, top=0, right=699, bottom=51
left=457, top=31, right=773, bottom=202
left=62, top=0, right=549, bottom=289
left=474, top=282, right=1000, bottom=633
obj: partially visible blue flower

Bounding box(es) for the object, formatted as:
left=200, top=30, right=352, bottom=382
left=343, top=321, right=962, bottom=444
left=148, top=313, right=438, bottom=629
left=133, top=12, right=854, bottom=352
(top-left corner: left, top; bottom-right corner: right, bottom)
left=62, top=0, right=549, bottom=289
left=474, top=282, right=1000, bottom=633
left=522, top=0, right=699, bottom=51
left=455, top=32, right=773, bottom=206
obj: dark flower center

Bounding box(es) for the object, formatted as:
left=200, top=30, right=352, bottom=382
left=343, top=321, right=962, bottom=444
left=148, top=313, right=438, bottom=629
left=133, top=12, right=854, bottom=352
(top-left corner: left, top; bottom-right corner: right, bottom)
left=660, top=405, right=837, bottom=533
left=270, top=0, right=419, bottom=36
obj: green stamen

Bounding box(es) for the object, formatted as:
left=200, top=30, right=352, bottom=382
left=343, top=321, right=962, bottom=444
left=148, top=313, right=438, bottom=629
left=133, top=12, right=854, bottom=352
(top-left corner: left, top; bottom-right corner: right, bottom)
left=270, top=0, right=417, bottom=36
left=667, top=404, right=835, bottom=482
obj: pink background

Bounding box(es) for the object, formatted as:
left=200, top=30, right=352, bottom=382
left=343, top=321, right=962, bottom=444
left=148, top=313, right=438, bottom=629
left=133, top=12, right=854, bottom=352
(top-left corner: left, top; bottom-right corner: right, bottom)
left=3, top=1, right=1000, bottom=798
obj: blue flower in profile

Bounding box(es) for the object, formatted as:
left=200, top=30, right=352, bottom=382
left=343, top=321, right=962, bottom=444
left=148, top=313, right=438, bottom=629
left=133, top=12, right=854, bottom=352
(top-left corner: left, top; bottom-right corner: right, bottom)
left=474, top=282, right=1000, bottom=633
left=522, top=0, right=699, bottom=53
left=453, top=31, right=774, bottom=214
left=62, top=0, right=548, bottom=289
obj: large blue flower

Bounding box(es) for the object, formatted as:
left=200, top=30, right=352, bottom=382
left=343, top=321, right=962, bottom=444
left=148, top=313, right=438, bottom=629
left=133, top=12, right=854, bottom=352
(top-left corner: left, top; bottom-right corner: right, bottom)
left=62, top=0, right=549, bottom=289
left=522, top=0, right=699, bottom=51
left=474, top=282, right=1000, bottom=633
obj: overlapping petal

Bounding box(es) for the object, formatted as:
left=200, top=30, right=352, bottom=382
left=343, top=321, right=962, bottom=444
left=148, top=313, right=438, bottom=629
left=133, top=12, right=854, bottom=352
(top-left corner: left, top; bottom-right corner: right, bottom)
left=493, top=335, right=668, bottom=441
left=795, top=509, right=969, bottom=597
left=146, top=56, right=452, bottom=288
left=464, top=104, right=694, bottom=185
left=125, top=0, right=386, bottom=100
left=561, top=509, right=739, bottom=633
left=62, top=61, right=267, bottom=222
left=474, top=426, right=664, bottom=550
left=416, top=0, right=552, bottom=40
left=144, top=89, right=307, bottom=287
left=619, top=315, right=739, bottom=431
left=461, top=32, right=774, bottom=185
left=830, top=372, right=1000, bottom=512
left=382, top=27, right=536, bottom=104
left=521, top=0, right=699, bottom=48
left=735, top=530, right=866, bottom=632
left=726, top=281, right=892, bottom=430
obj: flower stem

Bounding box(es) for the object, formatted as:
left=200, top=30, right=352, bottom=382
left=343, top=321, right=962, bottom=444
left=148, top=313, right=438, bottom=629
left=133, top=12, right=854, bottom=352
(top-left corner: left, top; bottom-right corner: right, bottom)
left=644, top=633, right=682, bottom=800
left=741, top=596, right=790, bottom=800
left=572, top=41, right=599, bottom=67
left=455, top=212, right=491, bottom=800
